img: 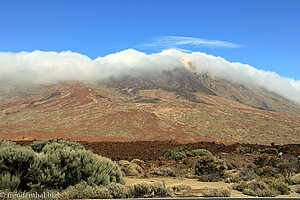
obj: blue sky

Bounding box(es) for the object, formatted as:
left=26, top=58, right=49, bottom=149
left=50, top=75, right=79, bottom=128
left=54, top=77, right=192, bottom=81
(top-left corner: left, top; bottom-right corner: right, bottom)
left=0, top=0, right=299, bottom=79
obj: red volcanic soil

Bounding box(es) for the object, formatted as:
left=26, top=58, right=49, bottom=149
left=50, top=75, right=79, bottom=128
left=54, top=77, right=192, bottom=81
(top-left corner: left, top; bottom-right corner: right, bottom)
left=15, top=140, right=300, bottom=161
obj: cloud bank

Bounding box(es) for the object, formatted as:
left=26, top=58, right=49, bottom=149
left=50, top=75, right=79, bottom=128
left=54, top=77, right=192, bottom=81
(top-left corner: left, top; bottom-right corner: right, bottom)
left=139, top=36, right=243, bottom=50
left=0, top=49, right=299, bottom=104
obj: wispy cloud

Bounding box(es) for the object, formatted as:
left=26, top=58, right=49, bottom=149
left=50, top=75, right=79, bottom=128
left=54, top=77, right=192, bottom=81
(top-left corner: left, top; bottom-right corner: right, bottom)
left=139, top=36, right=243, bottom=50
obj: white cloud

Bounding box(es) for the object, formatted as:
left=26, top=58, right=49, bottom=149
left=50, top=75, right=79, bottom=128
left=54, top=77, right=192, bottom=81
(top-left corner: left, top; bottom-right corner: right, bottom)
left=139, top=36, right=243, bottom=50
left=0, top=49, right=299, bottom=104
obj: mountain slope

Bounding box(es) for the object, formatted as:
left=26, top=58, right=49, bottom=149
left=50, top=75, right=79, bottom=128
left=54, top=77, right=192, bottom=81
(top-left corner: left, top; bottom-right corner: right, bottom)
left=0, top=67, right=299, bottom=145
left=197, top=73, right=300, bottom=116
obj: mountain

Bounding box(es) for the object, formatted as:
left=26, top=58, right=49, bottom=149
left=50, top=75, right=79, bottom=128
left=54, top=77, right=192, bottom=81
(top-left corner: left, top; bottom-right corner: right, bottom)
left=0, top=67, right=299, bottom=144
left=104, top=67, right=300, bottom=115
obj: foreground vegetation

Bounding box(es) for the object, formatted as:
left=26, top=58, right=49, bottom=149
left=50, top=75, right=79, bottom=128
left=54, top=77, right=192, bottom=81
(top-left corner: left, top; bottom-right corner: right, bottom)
left=0, top=140, right=175, bottom=199
left=1, top=140, right=300, bottom=198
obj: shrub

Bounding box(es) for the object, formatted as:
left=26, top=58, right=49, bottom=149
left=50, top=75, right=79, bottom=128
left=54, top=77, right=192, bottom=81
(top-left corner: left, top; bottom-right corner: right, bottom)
left=233, top=178, right=289, bottom=197
left=164, top=147, right=213, bottom=161
left=190, top=149, right=212, bottom=157
left=163, top=147, right=188, bottom=161
left=243, top=187, right=278, bottom=197
left=117, top=160, right=143, bottom=176
left=257, top=166, right=277, bottom=178
left=129, top=182, right=173, bottom=198
left=0, top=172, right=20, bottom=191
left=289, top=173, right=300, bottom=185
left=0, top=140, right=124, bottom=192
left=0, top=142, right=36, bottom=191
left=195, top=156, right=227, bottom=182
left=150, top=167, right=176, bottom=177
left=130, top=159, right=144, bottom=166
left=254, top=153, right=278, bottom=168
left=262, top=177, right=290, bottom=195
left=233, top=181, right=248, bottom=191
left=296, top=186, right=300, bottom=194
left=202, top=188, right=231, bottom=197
left=277, top=155, right=298, bottom=177
left=259, top=148, right=278, bottom=155
left=171, top=184, right=191, bottom=193
left=106, top=183, right=132, bottom=199
left=226, top=168, right=257, bottom=183
left=240, top=180, right=277, bottom=197
left=236, top=168, right=257, bottom=182
left=60, top=181, right=103, bottom=199
left=30, top=139, right=85, bottom=153
left=61, top=182, right=132, bottom=199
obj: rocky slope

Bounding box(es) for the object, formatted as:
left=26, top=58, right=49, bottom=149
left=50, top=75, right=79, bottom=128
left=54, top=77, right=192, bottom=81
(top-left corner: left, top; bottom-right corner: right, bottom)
left=0, top=67, right=299, bottom=144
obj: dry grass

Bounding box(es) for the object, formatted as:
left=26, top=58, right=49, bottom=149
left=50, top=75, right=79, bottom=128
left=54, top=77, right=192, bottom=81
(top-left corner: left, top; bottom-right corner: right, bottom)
left=202, top=188, right=231, bottom=197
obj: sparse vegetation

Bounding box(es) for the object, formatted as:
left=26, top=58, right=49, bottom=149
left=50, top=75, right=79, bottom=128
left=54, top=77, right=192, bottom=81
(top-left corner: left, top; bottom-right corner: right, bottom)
left=164, top=146, right=213, bottom=161
left=233, top=178, right=290, bottom=197
left=117, top=160, right=143, bottom=176
left=259, top=148, right=278, bottom=155
left=163, top=146, right=188, bottom=161
left=195, top=155, right=227, bottom=182
left=189, top=149, right=212, bottom=157
left=1, top=139, right=300, bottom=198
left=202, top=188, right=231, bottom=197
left=150, top=167, right=176, bottom=177
left=295, top=186, right=300, bottom=194
left=129, top=182, right=173, bottom=198
left=171, top=184, right=191, bottom=193
left=289, top=173, right=300, bottom=185
left=234, top=180, right=277, bottom=197
left=253, top=153, right=278, bottom=168
left=257, top=166, right=278, bottom=177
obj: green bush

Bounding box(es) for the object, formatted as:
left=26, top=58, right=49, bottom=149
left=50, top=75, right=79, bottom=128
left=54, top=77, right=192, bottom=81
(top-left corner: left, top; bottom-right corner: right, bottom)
left=0, top=172, right=20, bottom=191
left=202, top=188, right=231, bottom=197
left=30, top=139, right=85, bottom=153
left=195, top=156, right=227, bottom=182
left=0, top=140, right=124, bottom=192
left=190, top=149, right=212, bottom=157
left=0, top=142, right=36, bottom=191
left=164, top=147, right=212, bottom=161
left=163, top=147, right=188, bottom=161
left=129, top=182, right=173, bottom=198
left=32, top=140, right=124, bottom=190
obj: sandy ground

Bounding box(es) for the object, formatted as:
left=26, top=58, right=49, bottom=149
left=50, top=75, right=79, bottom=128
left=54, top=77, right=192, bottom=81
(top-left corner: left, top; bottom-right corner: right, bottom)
left=125, top=177, right=247, bottom=197
left=125, top=177, right=300, bottom=198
